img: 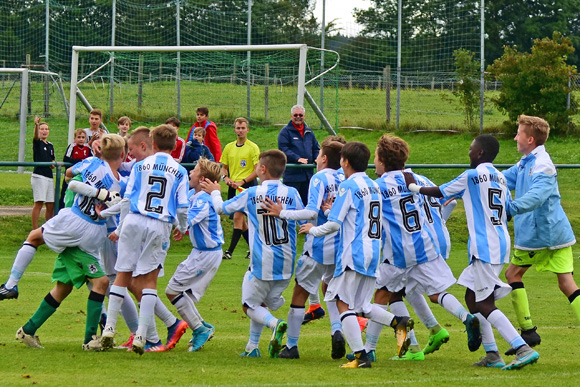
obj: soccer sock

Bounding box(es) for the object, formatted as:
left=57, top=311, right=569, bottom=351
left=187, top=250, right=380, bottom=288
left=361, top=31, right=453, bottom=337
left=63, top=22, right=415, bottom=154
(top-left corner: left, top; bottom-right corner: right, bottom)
left=85, top=291, right=105, bottom=344
left=246, top=319, right=264, bottom=351
left=6, top=243, right=37, bottom=288
left=228, top=228, right=243, bottom=253
left=241, top=229, right=249, bottom=245
left=285, top=305, right=305, bottom=349
left=475, top=312, right=498, bottom=353
left=146, top=319, right=160, bottom=343
left=326, top=300, right=342, bottom=334
left=136, top=288, right=157, bottom=339
left=364, top=304, right=388, bottom=352
left=510, top=282, right=534, bottom=330
left=171, top=292, right=202, bottom=330
left=155, top=297, right=177, bottom=328
left=246, top=306, right=279, bottom=330
left=185, top=292, right=204, bottom=321
left=309, top=291, right=321, bottom=306
left=120, top=297, right=139, bottom=334
left=568, top=289, right=580, bottom=323
left=486, top=309, right=526, bottom=350
left=23, top=293, right=60, bottom=335
left=437, top=292, right=469, bottom=322
left=367, top=302, right=396, bottom=326
left=104, top=285, right=126, bottom=330
left=389, top=301, right=420, bottom=350
left=406, top=291, right=440, bottom=331
left=340, top=311, right=364, bottom=353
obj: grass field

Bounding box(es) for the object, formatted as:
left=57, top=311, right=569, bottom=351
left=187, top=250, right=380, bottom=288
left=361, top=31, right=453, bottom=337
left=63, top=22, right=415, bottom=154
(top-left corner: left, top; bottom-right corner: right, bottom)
left=1, top=132, right=580, bottom=386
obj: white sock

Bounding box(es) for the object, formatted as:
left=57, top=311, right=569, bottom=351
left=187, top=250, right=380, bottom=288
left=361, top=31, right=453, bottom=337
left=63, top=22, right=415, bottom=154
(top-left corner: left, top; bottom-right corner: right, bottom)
left=406, top=291, right=439, bottom=329
left=6, top=243, right=37, bottom=288
left=326, top=300, right=342, bottom=334
left=136, top=288, right=157, bottom=339
left=146, top=319, right=160, bottom=343
left=246, top=319, right=264, bottom=351
left=246, top=306, right=278, bottom=330
left=308, top=291, right=320, bottom=306
left=364, top=304, right=388, bottom=351
left=475, top=312, right=498, bottom=352
left=172, top=292, right=202, bottom=330
left=186, top=292, right=204, bottom=321
left=155, top=297, right=177, bottom=328
left=390, top=301, right=418, bottom=346
left=341, top=311, right=364, bottom=353
left=105, top=285, right=127, bottom=330
left=438, top=292, right=469, bottom=322
left=285, top=306, right=304, bottom=349
left=367, top=303, right=396, bottom=326
left=486, top=309, right=526, bottom=349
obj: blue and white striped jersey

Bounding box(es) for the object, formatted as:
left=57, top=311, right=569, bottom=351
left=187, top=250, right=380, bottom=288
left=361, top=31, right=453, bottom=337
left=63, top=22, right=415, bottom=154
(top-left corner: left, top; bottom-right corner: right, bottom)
left=376, top=171, right=441, bottom=269
left=220, top=180, right=304, bottom=281
left=71, top=156, right=127, bottom=225
left=187, top=189, right=224, bottom=250
left=125, top=152, right=189, bottom=224
left=119, top=159, right=135, bottom=178
left=440, top=162, right=511, bottom=265
left=302, top=168, right=343, bottom=265
left=412, top=171, right=451, bottom=259
left=328, top=172, right=382, bottom=277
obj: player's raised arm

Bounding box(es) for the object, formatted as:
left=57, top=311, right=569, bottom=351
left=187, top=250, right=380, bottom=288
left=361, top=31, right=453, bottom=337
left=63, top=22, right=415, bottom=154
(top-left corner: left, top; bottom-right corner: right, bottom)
left=405, top=172, right=443, bottom=198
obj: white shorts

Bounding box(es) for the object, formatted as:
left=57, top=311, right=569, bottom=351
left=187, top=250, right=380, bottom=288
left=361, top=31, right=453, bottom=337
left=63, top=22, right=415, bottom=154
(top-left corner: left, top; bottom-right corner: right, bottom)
left=241, top=270, right=291, bottom=311
left=116, top=213, right=172, bottom=276
left=42, top=208, right=106, bottom=259
left=99, top=238, right=118, bottom=276
left=294, top=254, right=335, bottom=295
left=457, top=259, right=512, bottom=302
left=324, top=271, right=375, bottom=314
left=31, top=174, right=54, bottom=203
left=167, top=248, right=222, bottom=303
left=376, top=257, right=456, bottom=296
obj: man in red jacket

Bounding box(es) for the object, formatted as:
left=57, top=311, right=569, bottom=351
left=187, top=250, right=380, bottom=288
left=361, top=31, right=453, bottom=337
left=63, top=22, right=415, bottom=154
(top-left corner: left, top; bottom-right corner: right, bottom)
left=186, top=107, right=222, bottom=162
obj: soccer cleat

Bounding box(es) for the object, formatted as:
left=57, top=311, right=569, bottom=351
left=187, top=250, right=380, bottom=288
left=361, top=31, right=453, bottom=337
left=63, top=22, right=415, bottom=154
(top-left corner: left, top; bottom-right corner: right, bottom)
left=502, top=345, right=539, bottom=370
left=132, top=335, right=145, bottom=356
left=100, top=326, right=116, bottom=350
left=423, top=328, right=450, bottom=355
left=0, top=283, right=19, bottom=300
left=393, top=316, right=414, bottom=358
left=239, top=348, right=261, bottom=358
left=347, top=349, right=376, bottom=363
left=331, top=331, right=346, bottom=359
left=222, top=250, right=232, bottom=260
left=464, top=314, right=482, bottom=352
left=188, top=325, right=214, bottom=352
left=278, top=345, right=300, bottom=359
left=115, top=333, right=135, bottom=350
left=82, top=335, right=103, bottom=351
left=357, top=316, right=368, bottom=332
left=302, top=305, right=325, bottom=325
left=390, top=350, right=425, bottom=361
left=268, top=320, right=287, bottom=358
left=99, top=313, right=107, bottom=336
left=144, top=340, right=165, bottom=352
left=165, top=319, right=188, bottom=350
left=472, top=351, right=506, bottom=368
left=202, top=321, right=215, bottom=332
left=244, top=250, right=251, bottom=259
left=15, top=327, right=43, bottom=348
left=505, top=327, right=541, bottom=356
left=340, top=352, right=372, bottom=368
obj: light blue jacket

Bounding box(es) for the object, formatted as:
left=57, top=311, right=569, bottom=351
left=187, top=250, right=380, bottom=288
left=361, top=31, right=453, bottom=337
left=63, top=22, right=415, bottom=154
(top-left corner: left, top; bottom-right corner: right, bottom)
left=503, top=145, right=575, bottom=251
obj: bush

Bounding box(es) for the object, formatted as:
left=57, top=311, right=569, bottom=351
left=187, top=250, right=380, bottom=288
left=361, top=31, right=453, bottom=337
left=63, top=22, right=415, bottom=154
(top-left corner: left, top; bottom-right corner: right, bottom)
left=452, top=49, right=480, bottom=131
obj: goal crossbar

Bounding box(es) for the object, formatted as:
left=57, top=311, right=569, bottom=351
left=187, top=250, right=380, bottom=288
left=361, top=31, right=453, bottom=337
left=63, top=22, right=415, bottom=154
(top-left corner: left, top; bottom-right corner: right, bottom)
left=68, top=44, right=309, bottom=141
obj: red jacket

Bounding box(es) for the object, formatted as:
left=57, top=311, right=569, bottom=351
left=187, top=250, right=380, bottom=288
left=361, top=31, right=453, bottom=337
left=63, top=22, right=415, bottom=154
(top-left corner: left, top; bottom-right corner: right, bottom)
left=187, top=120, right=222, bottom=162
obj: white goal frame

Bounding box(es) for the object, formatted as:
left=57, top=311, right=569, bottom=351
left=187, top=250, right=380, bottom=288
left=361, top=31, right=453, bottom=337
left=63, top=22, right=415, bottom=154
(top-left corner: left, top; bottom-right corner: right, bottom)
left=68, top=44, right=310, bottom=142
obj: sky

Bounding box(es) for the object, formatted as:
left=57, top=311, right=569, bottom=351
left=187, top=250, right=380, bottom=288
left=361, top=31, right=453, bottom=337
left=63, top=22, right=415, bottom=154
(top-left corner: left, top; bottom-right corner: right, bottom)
left=313, top=0, right=370, bottom=33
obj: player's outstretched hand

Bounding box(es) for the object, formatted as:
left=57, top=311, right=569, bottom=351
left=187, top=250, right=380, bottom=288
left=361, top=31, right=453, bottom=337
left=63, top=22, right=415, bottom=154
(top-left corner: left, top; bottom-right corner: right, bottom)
left=263, top=197, right=283, bottom=217
left=199, top=177, right=221, bottom=193
left=94, top=202, right=107, bottom=219
left=108, top=231, right=119, bottom=243
left=173, top=228, right=184, bottom=241
left=299, top=223, right=314, bottom=234
left=403, top=171, right=416, bottom=187
left=321, top=195, right=334, bottom=213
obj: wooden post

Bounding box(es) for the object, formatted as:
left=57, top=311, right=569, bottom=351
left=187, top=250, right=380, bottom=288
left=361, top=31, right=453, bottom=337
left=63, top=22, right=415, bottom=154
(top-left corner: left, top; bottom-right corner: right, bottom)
left=431, top=77, right=435, bottom=91
left=378, top=75, right=382, bottom=90
left=405, top=76, right=408, bottom=90
left=232, top=60, right=236, bottom=84
left=264, top=63, right=269, bottom=120
left=349, top=75, right=352, bottom=89
left=159, top=57, right=163, bottom=82
left=138, top=55, right=144, bottom=110
left=385, top=65, right=391, bottom=123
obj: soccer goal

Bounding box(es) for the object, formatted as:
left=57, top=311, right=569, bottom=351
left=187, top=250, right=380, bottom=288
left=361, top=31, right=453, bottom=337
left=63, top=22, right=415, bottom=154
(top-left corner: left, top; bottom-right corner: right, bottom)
left=68, top=44, right=339, bottom=143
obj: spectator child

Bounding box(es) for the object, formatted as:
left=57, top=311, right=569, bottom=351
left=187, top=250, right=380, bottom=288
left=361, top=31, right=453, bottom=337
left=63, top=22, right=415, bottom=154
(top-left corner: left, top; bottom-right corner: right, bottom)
left=186, top=107, right=222, bottom=162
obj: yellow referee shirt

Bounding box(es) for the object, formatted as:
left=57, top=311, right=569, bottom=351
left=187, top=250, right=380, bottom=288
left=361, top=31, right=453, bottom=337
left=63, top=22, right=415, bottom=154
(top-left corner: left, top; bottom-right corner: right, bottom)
left=219, top=139, right=260, bottom=182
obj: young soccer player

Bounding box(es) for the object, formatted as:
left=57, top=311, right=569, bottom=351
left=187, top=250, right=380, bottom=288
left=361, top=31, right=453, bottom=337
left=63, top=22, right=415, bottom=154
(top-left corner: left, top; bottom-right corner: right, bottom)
left=300, top=142, right=413, bottom=368
left=263, top=140, right=345, bottom=360
left=220, top=117, right=260, bottom=260
left=101, top=124, right=189, bottom=355
left=201, top=149, right=303, bottom=358
left=502, top=115, right=579, bottom=354
left=166, top=158, right=224, bottom=352
left=0, top=134, right=126, bottom=301
left=360, top=134, right=477, bottom=362
left=407, top=134, right=540, bottom=370
left=29, top=115, right=55, bottom=230
left=165, top=117, right=187, bottom=163
left=186, top=106, right=222, bottom=162
left=117, top=116, right=131, bottom=138
left=84, top=109, right=108, bottom=146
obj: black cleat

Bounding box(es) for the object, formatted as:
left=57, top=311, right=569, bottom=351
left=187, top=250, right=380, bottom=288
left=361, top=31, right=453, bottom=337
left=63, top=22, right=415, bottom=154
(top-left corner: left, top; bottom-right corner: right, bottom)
left=331, top=331, right=346, bottom=359
left=0, top=284, right=18, bottom=300
left=505, top=327, right=541, bottom=356
left=278, top=345, right=300, bottom=359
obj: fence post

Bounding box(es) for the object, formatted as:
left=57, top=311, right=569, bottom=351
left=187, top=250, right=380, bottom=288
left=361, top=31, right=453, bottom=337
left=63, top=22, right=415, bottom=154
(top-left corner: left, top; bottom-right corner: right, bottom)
left=265, top=63, right=269, bottom=121
left=385, top=65, right=391, bottom=123
left=138, top=55, right=143, bottom=111
left=431, top=77, right=435, bottom=91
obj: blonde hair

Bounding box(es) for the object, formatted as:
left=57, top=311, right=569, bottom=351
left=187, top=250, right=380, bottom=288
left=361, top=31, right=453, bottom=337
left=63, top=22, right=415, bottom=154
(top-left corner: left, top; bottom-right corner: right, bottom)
left=151, top=124, right=177, bottom=151
left=100, top=134, right=126, bottom=161
left=74, top=128, right=86, bottom=138
left=128, top=126, right=152, bottom=148
left=193, top=127, right=206, bottom=137
left=517, top=115, right=550, bottom=146
left=196, top=157, right=221, bottom=182
left=234, top=117, right=249, bottom=126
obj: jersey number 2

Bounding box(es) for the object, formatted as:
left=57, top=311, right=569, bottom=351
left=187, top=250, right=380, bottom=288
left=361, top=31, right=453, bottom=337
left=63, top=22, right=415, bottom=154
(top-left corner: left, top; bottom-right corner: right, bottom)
left=145, top=176, right=167, bottom=214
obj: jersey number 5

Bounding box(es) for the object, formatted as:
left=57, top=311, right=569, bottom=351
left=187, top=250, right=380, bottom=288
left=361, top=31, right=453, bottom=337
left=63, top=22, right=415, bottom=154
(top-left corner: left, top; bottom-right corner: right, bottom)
left=145, top=176, right=167, bottom=214
left=488, top=188, right=503, bottom=225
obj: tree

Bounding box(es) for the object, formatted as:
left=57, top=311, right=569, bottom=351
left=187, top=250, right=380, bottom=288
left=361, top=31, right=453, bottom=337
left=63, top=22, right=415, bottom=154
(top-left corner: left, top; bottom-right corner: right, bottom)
left=452, top=49, right=479, bottom=130
left=486, top=32, right=577, bottom=134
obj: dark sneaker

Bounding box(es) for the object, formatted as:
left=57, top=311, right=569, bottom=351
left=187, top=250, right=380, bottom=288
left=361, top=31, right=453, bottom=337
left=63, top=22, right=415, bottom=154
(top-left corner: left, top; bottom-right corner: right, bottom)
left=505, top=327, right=541, bottom=356
left=340, top=351, right=371, bottom=368
left=347, top=349, right=376, bottom=362
left=472, top=351, right=505, bottom=368
left=302, top=305, right=326, bottom=325
left=222, top=250, right=232, bottom=260
left=331, top=331, right=346, bottom=359
left=463, top=314, right=481, bottom=352
left=278, top=345, right=300, bottom=359
left=0, top=284, right=18, bottom=300
left=244, top=251, right=251, bottom=259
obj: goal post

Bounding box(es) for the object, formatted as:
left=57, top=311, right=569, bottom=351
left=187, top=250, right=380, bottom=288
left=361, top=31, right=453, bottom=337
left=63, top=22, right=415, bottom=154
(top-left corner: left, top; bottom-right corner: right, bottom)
left=0, top=68, right=29, bottom=173
left=68, top=44, right=311, bottom=143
